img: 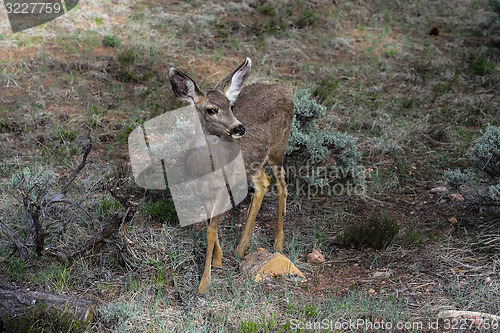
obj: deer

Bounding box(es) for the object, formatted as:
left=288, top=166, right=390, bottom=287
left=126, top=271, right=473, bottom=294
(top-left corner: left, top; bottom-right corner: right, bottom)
left=168, top=58, right=294, bottom=293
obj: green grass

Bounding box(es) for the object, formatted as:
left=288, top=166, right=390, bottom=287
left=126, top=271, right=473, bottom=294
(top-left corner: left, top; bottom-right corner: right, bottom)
left=103, top=35, right=120, bottom=48
left=2, top=303, right=89, bottom=333
left=0, top=117, right=8, bottom=132
left=143, top=197, right=178, bottom=223
left=6, top=257, right=26, bottom=282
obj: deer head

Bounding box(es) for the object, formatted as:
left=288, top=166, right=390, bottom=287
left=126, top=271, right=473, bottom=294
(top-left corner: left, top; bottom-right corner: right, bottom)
left=168, top=58, right=252, bottom=138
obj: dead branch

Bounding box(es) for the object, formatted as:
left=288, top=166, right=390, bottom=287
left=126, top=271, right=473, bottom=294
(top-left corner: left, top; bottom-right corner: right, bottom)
left=68, top=209, right=133, bottom=262
left=21, top=195, right=44, bottom=255
left=0, top=283, right=98, bottom=323
left=45, top=207, right=135, bottom=265
left=108, top=183, right=137, bottom=209
left=59, top=130, right=93, bottom=196
left=3, top=130, right=138, bottom=267
left=438, top=310, right=500, bottom=321
left=0, top=218, right=29, bottom=260
left=49, top=198, right=101, bottom=226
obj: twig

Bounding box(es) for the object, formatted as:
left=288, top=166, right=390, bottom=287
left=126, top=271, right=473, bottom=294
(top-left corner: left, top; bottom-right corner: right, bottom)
left=60, top=131, right=93, bottom=196
left=66, top=208, right=135, bottom=263
left=443, top=255, right=486, bottom=271
left=49, top=198, right=101, bottom=227
left=108, top=185, right=137, bottom=209
left=0, top=219, right=29, bottom=260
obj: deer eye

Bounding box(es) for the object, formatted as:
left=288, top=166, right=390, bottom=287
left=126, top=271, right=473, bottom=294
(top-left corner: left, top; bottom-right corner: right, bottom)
left=206, top=108, right=218, bottom=115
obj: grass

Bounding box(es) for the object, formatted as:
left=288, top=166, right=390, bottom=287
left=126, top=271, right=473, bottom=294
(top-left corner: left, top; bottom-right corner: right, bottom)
left=142, top=196, right=179, bottom=223
left=2, top=303, right=89, bottom=333
left=0, top=0, right=500, bottom=331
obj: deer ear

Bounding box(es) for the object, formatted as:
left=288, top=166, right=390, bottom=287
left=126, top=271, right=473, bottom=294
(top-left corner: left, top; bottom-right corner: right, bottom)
left=214, top=58, right=251, bottom=102
left=168, top=68, right=204, bottom=104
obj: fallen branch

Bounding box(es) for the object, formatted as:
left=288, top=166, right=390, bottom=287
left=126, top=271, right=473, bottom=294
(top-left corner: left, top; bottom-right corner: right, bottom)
left=0, top=284, right=98, bottom=322
left=44, top=208, right=134, bottom=264
left=70, top=209, right=132, bottom=261
left=438, top=310, right=500, bottom=321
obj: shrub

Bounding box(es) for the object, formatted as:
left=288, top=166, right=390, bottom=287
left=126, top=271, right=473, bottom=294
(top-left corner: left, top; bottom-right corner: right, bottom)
left=103, top=35, right=120, bottom=48
left=99, top=302, right=137, bottom=329
left=336, top=215, right=399, bottom=250
left=118, top=49, right=136, bottom=66
left=491, top=0, right=500, bottom=13
left=443, top=126, right=500, bottom=208
left=471, top=125, right=500, bottom=178
left=7, top=258, right=26, bottom=282
left=286, top=89, right=364, bottom=187
left=443, top=168, right=477, bottom=190
left=8, top=166, right=55, bottom=202
left=480, top=0, right=500, bottom=47
left=313, top=75, right=339, bottom=108
left=295, top=10, right=317, bottom=28
left=488, top=182, right=500, bottom=201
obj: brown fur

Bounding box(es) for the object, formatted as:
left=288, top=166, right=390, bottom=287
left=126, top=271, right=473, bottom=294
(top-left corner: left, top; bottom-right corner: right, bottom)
left=233, top=83, right=294, bottom=177
left=168, top=59, right=294, bottom=293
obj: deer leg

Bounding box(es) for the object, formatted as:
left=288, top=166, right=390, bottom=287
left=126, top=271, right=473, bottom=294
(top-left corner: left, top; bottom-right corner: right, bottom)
left=235, top=168, right=271, bottom=258
left=271, top=165, right=287, bottom=251
left=198, top=214, right=221, bottom=294
left=212, top=232, right=223, bottom=268
left=201, top=199, right=224, bottom=269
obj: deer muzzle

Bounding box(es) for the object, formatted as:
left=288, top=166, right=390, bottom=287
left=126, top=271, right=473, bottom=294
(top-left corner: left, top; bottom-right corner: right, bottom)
left=229, top=124, right=246, bottom=138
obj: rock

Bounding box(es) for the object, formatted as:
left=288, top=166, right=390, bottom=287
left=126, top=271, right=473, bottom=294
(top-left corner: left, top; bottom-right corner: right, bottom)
left=134, top=86, right=148, bottom=96
left=99, top=133, right=115, bottom=143
left=240, top=248, right=305, bottom=282
left=449, top=193, right=465, bottom=202
left=372, top=269, right=392, bottom=279
left=427, top=126, right=446, bottom=141
left=430, top=186, right=448, bottom=194
left=306, top=250, right=324, bottom=264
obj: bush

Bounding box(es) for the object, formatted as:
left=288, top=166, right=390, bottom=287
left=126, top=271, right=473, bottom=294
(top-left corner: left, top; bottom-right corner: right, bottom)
left=480, top=0, right=500, bottom=46
left=286, top=89, right=364, bottom=187
left=491, top=0, right=500, bottom=13
left=103, top=35, right=120, bottom=48
left=471, top=125, right=500, bottom=179
left=443, top=126, right=500, bottom=208
left=336, top=215, right=399, bottom=250
left=8, top=166, right=55, bottom=202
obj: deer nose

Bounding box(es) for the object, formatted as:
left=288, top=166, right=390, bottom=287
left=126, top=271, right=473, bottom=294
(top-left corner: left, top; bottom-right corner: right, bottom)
left=231, top=125, right=246, bottom=136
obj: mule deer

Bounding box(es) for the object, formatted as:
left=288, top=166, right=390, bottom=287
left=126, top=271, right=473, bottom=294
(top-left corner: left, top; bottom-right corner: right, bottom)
left=168, top=58, right=294, bottom=293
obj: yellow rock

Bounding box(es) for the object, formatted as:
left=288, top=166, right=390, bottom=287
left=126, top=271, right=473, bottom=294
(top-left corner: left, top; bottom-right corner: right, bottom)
left=240, top=248, right=305, bottom=282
